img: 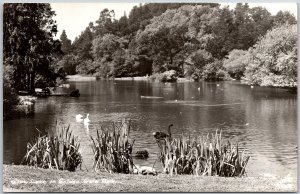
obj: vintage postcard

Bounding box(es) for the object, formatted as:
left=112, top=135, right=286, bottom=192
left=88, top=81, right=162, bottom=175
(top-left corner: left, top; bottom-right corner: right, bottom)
left=3, top=2, right=298, bottom=192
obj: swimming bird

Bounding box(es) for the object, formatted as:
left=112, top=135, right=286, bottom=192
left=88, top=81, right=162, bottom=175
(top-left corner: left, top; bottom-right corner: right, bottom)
left=153, top=124, right=173, bottom=140
left=217, top=84, right=220, bottom=87
left=76, top=114, right=83, bottom=122
left=251, top=85, right=254, bottom=89
left=83, top=114, right=90, bottom=125
left=197, top=87, right=200, bottom=91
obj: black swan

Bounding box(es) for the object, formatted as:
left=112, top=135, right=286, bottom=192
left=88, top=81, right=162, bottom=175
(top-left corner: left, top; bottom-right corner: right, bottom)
left=153, top=124, right=173, bottom=140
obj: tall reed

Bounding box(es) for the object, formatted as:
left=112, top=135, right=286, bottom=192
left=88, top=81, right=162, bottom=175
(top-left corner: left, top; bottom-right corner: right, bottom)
left=91, top=119, right=134, bottom=173
left=23, top=125, right=82, bottom=172
left=155, top=130, right=250, bottom=177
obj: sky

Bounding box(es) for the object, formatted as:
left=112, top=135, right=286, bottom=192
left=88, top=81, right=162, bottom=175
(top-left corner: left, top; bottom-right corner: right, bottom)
left=51, top=3, right=298, bottom=42
left=51, top=3, right=139, bottom=41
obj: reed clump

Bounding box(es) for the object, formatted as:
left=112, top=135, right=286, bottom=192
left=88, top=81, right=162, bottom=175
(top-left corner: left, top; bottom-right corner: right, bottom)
left=23, top=125, right=82, bottom=172
left=155, top=130, right=250, bottom=177
left=91, top=119, right=134, bottom=173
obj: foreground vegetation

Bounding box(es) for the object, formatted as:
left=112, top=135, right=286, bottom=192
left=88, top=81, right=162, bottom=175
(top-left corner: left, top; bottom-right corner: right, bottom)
left=20, top=119, right=249, bottom=178
left=91, top=119, right=134, bottom=173
left=22, top=125, right=82, bottom=171
left=3, top=165, right=296, bottom=192
left=156, top=130, right=250, bottom=177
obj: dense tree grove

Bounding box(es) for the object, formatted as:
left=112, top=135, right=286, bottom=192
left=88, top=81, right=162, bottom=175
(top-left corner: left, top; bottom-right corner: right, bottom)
left=3, top=3, right=62, bottom=117
left=3, top=3, right=297, bottom=118
left=58, top=3, right=296, bottom=86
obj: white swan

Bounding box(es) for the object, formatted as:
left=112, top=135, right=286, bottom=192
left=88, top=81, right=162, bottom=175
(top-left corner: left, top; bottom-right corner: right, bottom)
left=83, top=114, right=90, bottom=125
left=76, top=114, right=83, bottom=122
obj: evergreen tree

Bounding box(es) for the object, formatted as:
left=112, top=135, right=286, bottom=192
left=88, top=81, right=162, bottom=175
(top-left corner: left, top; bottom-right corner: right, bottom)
left=60, top=30, right=72, bottom=54
left=72, top=27, right=94, bottom=60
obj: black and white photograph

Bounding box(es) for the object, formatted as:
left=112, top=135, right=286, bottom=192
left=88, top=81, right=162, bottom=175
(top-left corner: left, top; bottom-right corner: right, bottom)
left=2, top=2, right=298, bottom=192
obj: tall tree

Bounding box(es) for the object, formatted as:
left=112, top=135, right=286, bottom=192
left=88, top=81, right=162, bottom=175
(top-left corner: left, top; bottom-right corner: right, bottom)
left=136, top=5, right=216, bottom=73
left=72, top=26, right=94, bottom=60
left=208, top=4, right=274, bottom=59
left=3, top=3, right=59, bottom=93
left=273, top=10, right=297, bottom=26
left=94, top=8, right=117, bottom=37
left=60, top=30, right=72, bottom=54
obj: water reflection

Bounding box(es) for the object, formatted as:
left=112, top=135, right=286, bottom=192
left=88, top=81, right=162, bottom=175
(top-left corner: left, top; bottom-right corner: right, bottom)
left=3, top=80, right=297, bottom=177
left=84, top=122, right=90, bottom=134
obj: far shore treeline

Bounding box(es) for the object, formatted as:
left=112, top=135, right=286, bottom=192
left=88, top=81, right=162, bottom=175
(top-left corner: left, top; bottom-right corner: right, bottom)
left=3, top=3, right=297, bottom=118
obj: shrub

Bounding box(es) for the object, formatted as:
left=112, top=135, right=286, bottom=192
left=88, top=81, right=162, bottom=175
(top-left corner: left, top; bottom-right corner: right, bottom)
left=76, top=59, right=96, bottom=75
left=23, top=125, right=82, bottom=171
left=202, top=61, right=230, bottom=81
left=155, top=130, right=250, bottom=177
left=223, top=49, right=250, bottom=79
left=91, top=119, right=134, bottom=173
left=150, top=70, right=178, bottom=82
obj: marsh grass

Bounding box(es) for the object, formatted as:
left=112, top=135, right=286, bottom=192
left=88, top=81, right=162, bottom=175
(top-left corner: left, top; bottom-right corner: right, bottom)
left=156, top=130, right=250, bottom=177
left=91, top=119, right=134, bottom=173
left=23, top=124, right=82, bottom=171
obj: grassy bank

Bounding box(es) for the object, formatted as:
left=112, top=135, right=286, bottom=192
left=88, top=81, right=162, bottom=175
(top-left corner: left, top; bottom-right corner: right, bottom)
left=3, top=165, right=296, bottom=192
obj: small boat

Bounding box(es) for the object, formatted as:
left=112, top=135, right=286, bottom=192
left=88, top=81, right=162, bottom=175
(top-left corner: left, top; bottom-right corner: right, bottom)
left=58, top=83, right=70, bottom=88
left=18, top=91, right=30, bottom=96
left=140, top=96, right=163, bottom=99
left=35, top=88, right=50, bottom=97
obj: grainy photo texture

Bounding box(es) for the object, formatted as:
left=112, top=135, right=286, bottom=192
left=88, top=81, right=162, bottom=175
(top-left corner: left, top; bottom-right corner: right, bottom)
left=3, top=2, right=298, bottom=192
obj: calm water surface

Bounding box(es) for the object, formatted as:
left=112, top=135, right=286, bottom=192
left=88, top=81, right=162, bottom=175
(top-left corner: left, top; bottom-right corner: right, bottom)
left=4, top=80, right=297, bottom=177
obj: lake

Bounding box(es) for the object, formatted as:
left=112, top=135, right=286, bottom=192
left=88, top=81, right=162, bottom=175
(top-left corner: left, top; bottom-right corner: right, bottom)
left=4, top=80, right=297, bottom=178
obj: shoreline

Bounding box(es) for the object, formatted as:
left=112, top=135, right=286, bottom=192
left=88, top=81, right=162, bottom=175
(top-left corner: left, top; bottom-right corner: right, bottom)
left=65, top=75, right=297, bottom=90
left=66, top=74, right=194, bottom=82
left=3, top=165, right=297, bottom=192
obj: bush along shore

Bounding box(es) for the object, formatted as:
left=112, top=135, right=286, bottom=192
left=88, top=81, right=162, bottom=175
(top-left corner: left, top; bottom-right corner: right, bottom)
left=22, top=124, right=82, bottom=171
left=91, top=119, right=135, bottom=174
left=4, top=120, right=297, bottom=192
left=155, top=130, right=250, bottom=176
